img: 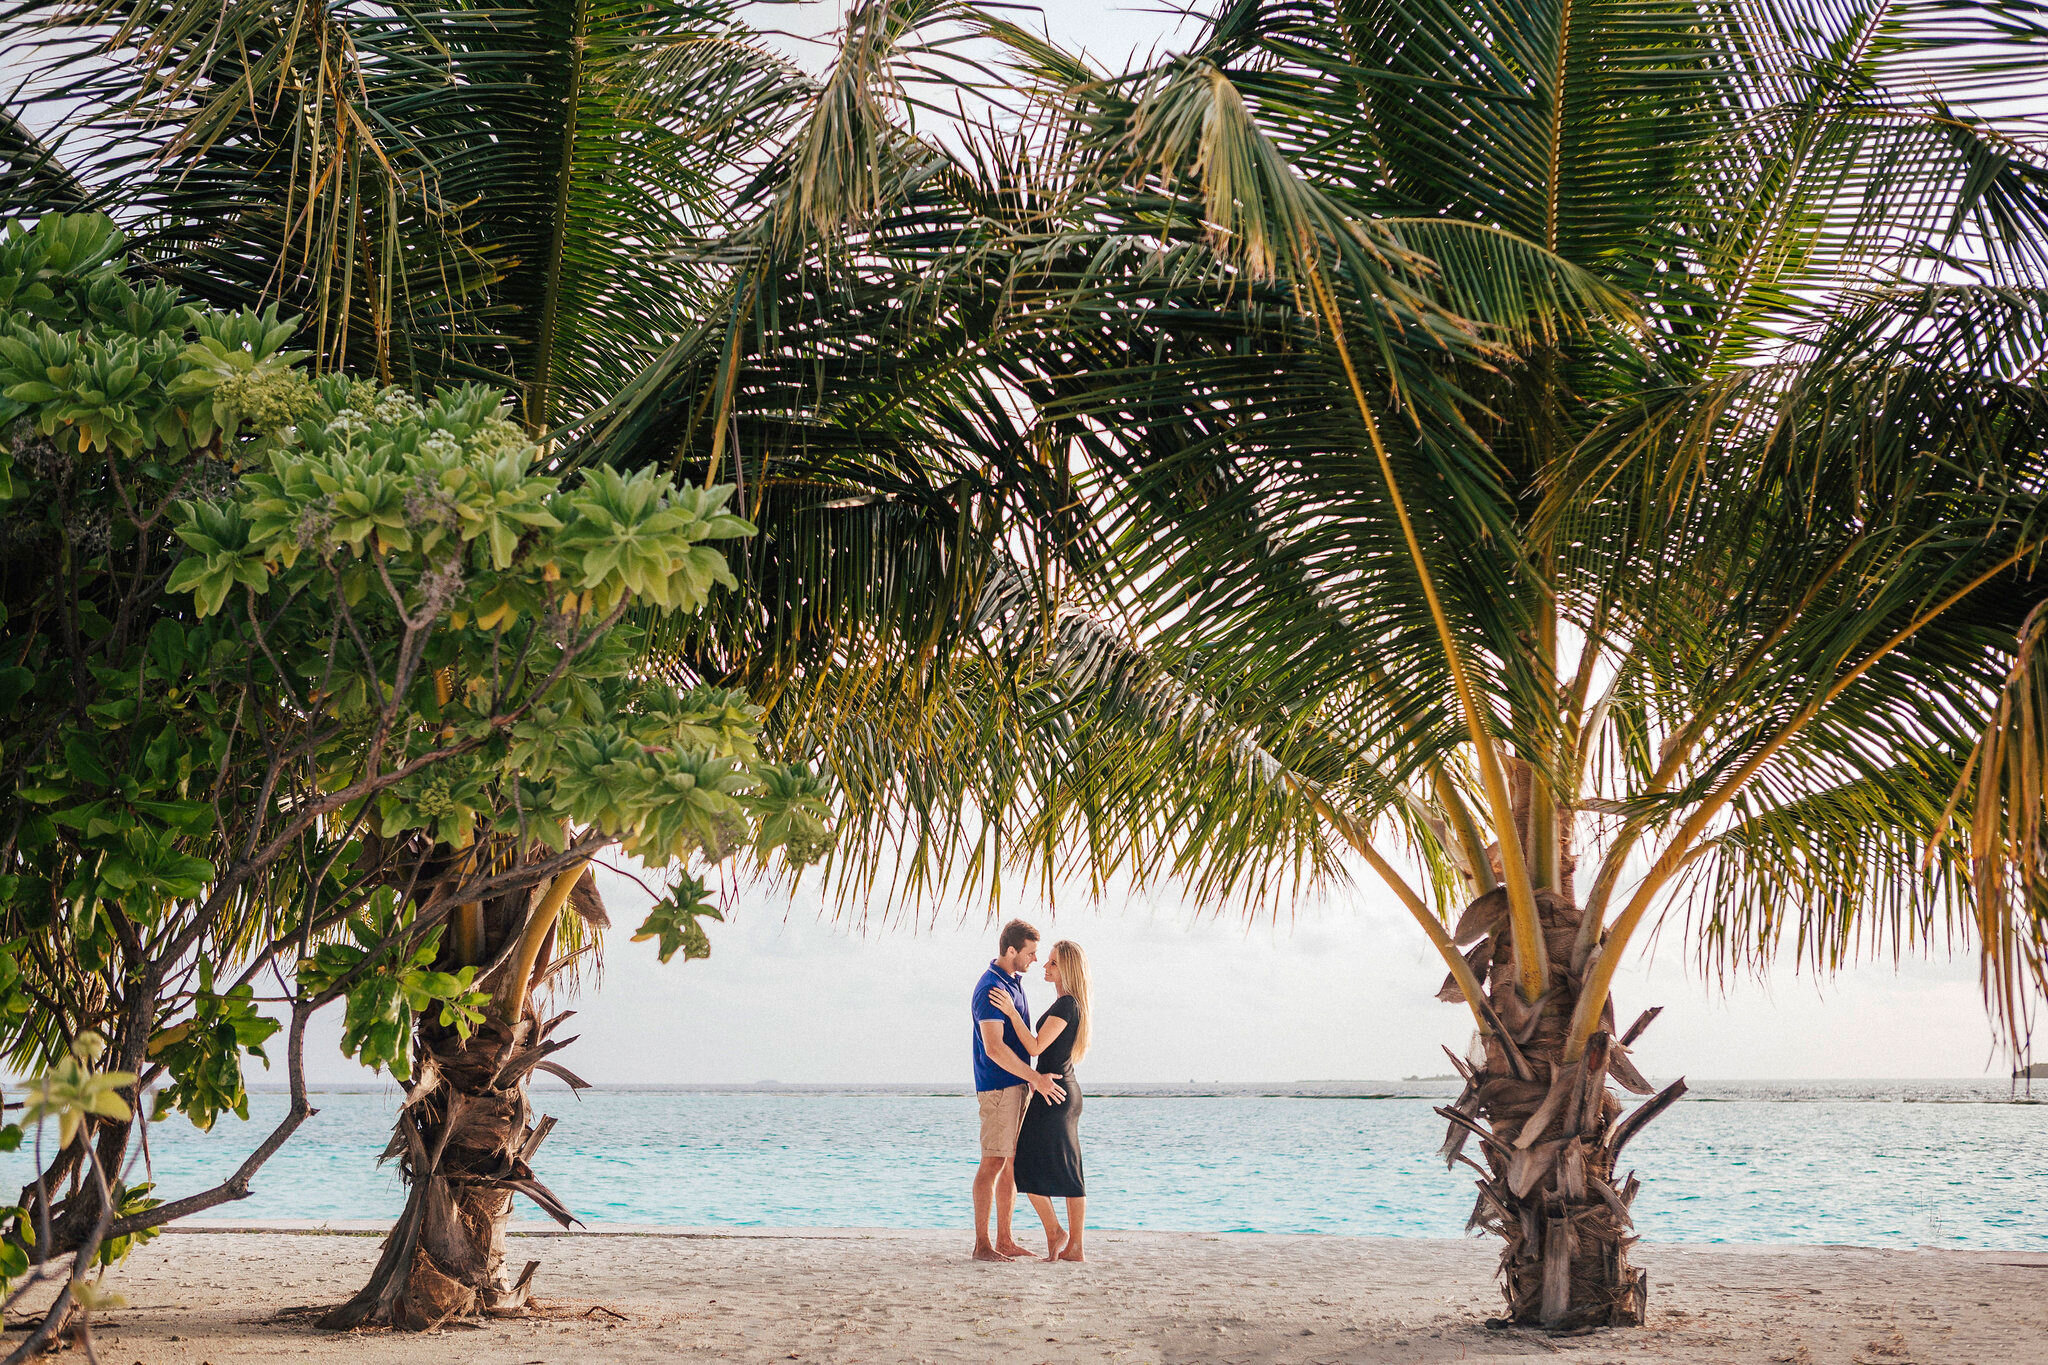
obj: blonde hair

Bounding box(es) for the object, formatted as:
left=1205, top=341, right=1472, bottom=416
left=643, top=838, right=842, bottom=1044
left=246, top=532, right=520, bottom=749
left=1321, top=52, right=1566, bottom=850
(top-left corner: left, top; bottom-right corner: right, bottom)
left=1049, top=940, right=1091, bottom=1065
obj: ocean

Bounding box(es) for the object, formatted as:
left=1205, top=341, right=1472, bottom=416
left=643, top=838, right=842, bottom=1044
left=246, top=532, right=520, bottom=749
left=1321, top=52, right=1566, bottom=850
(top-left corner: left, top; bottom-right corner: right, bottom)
left=5, top=1080, right=2041, bottom=1249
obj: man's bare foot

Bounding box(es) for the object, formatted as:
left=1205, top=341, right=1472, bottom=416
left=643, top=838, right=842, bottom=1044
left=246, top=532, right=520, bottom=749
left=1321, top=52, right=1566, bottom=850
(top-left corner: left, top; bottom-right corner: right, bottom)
left=994, top=1239, right=1035, bottom=1259
left=972, top=1242, right=1014, bottom=1262
left=1057, top=1247, right=1086, bottom=1262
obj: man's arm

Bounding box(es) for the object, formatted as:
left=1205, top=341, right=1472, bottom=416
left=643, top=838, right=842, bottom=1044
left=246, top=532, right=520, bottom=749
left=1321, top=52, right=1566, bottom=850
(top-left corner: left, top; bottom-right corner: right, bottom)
left=979, top=1019, right=1064, bottom=1100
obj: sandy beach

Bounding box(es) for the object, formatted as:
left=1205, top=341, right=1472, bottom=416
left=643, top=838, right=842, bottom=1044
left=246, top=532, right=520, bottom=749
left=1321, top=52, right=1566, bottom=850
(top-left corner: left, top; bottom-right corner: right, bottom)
left=53, top=1225, right=2046, bottom=1364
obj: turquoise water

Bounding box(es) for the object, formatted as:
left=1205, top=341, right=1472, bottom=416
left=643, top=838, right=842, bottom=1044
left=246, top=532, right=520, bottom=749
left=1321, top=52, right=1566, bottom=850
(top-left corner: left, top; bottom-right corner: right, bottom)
left=5, top=1081, right=2040, bottom=1249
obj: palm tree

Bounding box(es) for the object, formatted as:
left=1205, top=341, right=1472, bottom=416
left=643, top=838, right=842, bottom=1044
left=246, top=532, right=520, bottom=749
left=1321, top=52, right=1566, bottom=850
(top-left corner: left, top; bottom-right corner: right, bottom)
left=872, top=0, right=2048, bottom=1329
left=1, top=0, right=811, bottom=1323
left=605, top=0, right=2048, bottom=1330
left=5, top=0, right=817, bottom=408
left=1, top=0, right=1076, bottom=1327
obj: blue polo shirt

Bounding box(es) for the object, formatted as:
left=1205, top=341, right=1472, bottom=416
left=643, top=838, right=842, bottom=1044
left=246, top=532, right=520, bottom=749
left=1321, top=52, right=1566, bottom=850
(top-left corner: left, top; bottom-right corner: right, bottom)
left=971, top=961, right=1030, bottom=1092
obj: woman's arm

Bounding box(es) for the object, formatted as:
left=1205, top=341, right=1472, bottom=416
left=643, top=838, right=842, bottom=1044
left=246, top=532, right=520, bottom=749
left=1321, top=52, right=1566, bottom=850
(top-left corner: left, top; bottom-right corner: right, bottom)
left=987, top=988, right=1069, bottom=1058
left=978, top=1020, right=1063, bottom=1099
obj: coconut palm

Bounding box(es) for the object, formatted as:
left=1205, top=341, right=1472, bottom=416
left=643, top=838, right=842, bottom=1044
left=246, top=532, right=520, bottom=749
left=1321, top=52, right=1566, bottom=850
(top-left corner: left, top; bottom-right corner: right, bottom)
left=615, top=0, right=2048, bottom=1330
left=2, top=0, right=818, bottom=411
left=877, top=0, right=2048, bottom=1329
left=0, top=0, right=1080, bottom=1327
left=0, top=0, right=811, bottom=1324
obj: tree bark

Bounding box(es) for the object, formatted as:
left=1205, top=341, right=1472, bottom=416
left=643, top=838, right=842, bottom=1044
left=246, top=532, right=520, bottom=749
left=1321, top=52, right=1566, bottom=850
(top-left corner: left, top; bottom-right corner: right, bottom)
left=1438, top=887, right=1682, bottom=1331
left=319, top=1008, right=583, bottom=1329
left=322, top=867, right=599, bottom=1331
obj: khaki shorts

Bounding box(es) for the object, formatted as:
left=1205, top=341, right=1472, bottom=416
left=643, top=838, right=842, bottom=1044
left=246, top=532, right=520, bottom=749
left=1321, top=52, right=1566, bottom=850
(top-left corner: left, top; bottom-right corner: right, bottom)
left=977, top=1085, right=1027, bottom=1158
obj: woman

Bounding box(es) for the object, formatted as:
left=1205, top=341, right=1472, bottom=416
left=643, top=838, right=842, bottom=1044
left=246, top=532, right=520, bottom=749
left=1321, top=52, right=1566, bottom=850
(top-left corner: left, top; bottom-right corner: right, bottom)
left=987, top=939, right=1091, bottom=1262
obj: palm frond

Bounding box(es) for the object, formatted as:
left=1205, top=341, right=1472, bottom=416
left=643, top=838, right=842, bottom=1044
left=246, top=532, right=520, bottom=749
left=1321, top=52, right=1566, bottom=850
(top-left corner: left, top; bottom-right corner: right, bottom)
left=1944, top=599, right=2048, bottom=1048
left=3, top=0, right=812, bottom=420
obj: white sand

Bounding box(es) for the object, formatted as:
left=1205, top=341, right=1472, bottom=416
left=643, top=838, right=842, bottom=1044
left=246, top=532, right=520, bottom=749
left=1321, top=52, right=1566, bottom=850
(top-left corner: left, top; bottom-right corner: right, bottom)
left=61, top=1225, right=2048, bottom=1364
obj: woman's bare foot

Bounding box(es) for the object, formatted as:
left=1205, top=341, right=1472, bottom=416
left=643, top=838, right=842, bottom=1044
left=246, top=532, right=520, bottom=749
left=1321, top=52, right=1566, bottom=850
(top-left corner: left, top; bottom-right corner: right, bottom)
left=972, top=1242, right=1014, bottom=1262
left=1057, top=1246, right=1086, bottom=1262
left=1042, top=1228, right=1067, bottom=1262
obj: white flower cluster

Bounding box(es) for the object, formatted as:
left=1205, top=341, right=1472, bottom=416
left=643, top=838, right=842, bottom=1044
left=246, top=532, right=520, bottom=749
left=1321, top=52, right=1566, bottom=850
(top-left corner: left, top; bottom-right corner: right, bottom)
left=373, top=389, right=423, bottom=424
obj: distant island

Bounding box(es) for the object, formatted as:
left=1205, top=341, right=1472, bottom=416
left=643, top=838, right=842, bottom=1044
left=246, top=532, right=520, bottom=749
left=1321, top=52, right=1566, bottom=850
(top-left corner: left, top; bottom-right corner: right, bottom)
left=1402, top=1073, right=1461, bottom=1082
left=2016, top=1063, right=2047, bottom=1080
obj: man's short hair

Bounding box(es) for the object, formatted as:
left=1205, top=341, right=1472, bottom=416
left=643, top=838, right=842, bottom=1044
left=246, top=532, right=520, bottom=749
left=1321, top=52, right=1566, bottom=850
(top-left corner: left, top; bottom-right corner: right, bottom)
left=998, top=919, right=1040, bottom=954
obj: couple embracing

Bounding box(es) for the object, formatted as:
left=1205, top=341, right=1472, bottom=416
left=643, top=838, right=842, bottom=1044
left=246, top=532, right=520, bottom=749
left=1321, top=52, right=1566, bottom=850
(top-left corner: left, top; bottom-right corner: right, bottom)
left=969, top=919, right=1091, bottom=1263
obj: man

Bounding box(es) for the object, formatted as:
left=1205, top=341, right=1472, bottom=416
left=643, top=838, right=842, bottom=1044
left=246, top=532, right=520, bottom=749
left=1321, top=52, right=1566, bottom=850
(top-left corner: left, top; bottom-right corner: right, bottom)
left=970, top=919, right=1065, bottom=1262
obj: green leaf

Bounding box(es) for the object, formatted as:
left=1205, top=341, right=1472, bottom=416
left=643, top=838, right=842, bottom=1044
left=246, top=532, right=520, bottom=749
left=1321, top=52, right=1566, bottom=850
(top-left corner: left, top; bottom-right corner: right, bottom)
left=631, top=874, right=721, bottom=964
left=63, top=735, right=112, bottom=787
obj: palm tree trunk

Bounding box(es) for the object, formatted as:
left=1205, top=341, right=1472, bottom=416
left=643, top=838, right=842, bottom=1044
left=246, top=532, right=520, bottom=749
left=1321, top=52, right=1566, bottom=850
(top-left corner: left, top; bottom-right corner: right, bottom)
left=1439, top=888, right=1685, bottom=1331
left=322, top=866, right=599, bottom=1331
left=320, top=1008, right=583, bottom=1329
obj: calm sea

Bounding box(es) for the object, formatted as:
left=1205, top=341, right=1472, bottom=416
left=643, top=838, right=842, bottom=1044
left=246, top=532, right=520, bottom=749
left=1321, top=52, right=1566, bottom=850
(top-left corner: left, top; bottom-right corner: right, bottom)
left=5, top=1081, right=2041, bottom=1249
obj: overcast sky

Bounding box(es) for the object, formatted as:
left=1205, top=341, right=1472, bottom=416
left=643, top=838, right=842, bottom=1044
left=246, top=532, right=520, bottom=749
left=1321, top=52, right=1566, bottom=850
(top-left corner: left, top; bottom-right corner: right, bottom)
left=756, top=0, right=1207, bottom=68
left=294, top=851, right=2018, bottom=1087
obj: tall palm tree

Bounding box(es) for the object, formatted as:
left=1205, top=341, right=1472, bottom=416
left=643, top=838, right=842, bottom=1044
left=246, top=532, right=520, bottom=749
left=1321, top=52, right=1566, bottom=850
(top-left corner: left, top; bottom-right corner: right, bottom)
left=879, top=0, right=2048, bottom=1329
left=1, top=0, right=808, bottom=1323
left=600, top=0, right=2048, bottom=1330
left=2, top=0, right=1007, bottom=1326
left=1, top=0, right=1078, bottom=1327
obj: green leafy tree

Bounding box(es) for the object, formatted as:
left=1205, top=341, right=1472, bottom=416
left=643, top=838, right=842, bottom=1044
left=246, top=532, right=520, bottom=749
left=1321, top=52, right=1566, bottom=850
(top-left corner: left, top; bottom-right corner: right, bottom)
left=2, top=0, right=1067, bottom=1329
left=1, top=1032, right=144, bottom=1359
left=0, top=214, right=831, bottom=1337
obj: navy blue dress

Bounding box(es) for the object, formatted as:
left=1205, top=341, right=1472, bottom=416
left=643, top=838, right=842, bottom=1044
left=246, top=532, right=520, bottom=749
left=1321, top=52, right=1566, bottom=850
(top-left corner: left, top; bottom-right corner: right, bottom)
left=1013, top=995, right=1084, bottom=1198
